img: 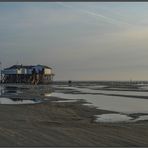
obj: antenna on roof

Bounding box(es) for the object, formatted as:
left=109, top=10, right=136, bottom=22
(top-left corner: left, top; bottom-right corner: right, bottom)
left=16, top=60, right=19, bottom=65
left=0, top=61, right=2, bottom=83
left=20, top=56, right=23, bottom=66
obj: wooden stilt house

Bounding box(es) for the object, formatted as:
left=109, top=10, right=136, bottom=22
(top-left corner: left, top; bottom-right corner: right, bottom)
left=1, top=64, right=54, bottom=84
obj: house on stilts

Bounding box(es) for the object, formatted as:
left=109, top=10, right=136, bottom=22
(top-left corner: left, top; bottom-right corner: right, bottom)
left=1, top=64, right=54, bottom=84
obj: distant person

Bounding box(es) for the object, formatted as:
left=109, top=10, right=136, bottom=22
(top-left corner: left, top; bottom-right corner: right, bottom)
left=40, top=68, right=44, bottom=83
left=68, top=80, right=72, bottom=86
left=32, top=68, right=37, bottom=85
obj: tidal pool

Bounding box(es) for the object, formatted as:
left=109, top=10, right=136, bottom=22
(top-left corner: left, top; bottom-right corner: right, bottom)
left=0, top=97, right=41, bottom=104
left=95, top=114, right=133, bottom=123
left=134, top=115, right=148, bottom=121
left=0, top=85, right=43, bottom=104
left=50, top=86, right=148, bottom=122
left=51, top=91, right=148, bottom=114
left=58, top=86, right=148, bottom=97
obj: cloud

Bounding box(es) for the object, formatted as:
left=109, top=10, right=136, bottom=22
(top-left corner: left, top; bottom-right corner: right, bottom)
left=57, top=2, right=134, bottom=27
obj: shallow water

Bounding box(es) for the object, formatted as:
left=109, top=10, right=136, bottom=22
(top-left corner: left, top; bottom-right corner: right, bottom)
left=53, top=100, right=77, bottom=103
left=95, top=114, right=148, bottom=123
left=95, top=114, right=133, bottom=123
left=44, top=93, right=52, bottom=97
left=1, top=83, right=148, bottom=122
left=134, top=115, right=148, bottom=121
left=140, top=86, right=148, bottom=90
left=0, top=97, right=41, bottom=104
left=0, top=85, right=43, bottom=104
left=51, top=90, right=148, bottom=122
left=57, top=86, right=148, bottom=97
left=50, top=85, right=148, bottom=122
left=51, top=92, right=148, bottom=114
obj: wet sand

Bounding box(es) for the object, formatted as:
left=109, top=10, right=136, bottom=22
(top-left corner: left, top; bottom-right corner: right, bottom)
left=0, top=83, right=148, bottom=146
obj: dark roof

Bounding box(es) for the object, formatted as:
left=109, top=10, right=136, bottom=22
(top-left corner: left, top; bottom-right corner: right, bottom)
left=4, top=65, right=52, bottom=70
left=5, top=65, right=33, bottom=70
left=36, top=64, right=52, bottom=69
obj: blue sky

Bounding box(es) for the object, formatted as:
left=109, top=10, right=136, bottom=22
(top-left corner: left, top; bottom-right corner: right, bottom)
left=0, top=2, right=148, bottom=81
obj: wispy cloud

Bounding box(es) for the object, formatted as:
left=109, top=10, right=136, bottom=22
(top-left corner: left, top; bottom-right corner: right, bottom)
left=57, top=2, right=133, bottom=27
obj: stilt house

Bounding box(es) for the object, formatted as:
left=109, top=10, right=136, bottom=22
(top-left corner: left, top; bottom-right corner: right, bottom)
left=1, top=64, right=54, bottom=84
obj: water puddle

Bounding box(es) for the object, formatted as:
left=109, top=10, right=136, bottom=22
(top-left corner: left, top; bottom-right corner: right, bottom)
left=0, top=86, right=23, bottom=95
left=51, top=86, right=148, bottom=122
left=51, top=92, right=148, bottom=114
left=0, top=85, right=47, bottom=105
left=139, top=86, right=148, bottom=90
left=44, top=93, right=52, bottom=97
left=81, top=85, right=107, bottom=89
left=134, top=115, right=148, bottom=121
left=0, top=97, right=41, bottom=104
left=60, top=86, right=148, bottom=97
left=95, top=114, right=133, bottom=123
left=53, top=100, right=77, bottom=103
left=95, top=114, right=148, bottom=123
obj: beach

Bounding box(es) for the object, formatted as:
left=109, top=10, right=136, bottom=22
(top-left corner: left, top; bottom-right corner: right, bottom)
left=1, top=2, right=148, bottom=147
left=0, top=82, right=148, bottom=146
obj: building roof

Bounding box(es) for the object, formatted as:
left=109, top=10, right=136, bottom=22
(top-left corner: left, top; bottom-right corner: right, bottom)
left=4, top=64, right=52, bottom=70
left=36, top=64, right=52, bottom=69
left=4, top=65, right=33, bottom=70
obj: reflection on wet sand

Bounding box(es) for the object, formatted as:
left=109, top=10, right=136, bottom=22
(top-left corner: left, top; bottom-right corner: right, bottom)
left=0, top=84, right=52, bottom=104
left=0, top=97, right=40, bottom=104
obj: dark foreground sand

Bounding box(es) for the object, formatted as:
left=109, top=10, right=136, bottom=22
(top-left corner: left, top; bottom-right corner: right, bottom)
left=0, top=97, right=148, bottom=147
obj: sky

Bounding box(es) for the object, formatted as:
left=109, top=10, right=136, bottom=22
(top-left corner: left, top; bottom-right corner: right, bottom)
left=0, top=2, right=148, bottom=81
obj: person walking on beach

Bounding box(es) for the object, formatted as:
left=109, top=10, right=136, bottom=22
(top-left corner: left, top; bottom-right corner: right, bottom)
left=40, top=68, right=44, bottom=83
left=68, top=80, right=72, bottom=86
left=31, top=68, right=37, bottom=85
left=36, top=71, right=40, bottom=85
